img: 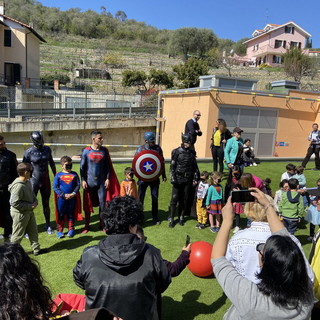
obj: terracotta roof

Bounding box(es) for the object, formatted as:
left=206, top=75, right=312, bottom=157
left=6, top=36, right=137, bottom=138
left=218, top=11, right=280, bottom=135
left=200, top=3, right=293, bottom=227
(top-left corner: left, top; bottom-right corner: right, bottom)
left=0, top=14, right=46, bottom=42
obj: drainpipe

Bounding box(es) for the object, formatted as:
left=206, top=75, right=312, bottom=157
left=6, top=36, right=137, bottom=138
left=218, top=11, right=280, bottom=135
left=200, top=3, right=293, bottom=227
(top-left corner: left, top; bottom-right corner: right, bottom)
left=156, top=94, right=161, bottom=145
left=25, top=31, right=32, bottom=82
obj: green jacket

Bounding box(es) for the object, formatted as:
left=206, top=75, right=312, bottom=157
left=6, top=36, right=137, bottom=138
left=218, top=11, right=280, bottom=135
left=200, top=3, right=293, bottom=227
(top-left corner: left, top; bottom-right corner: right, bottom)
left=8, top=178, right=37, bottom=215
left=278, top=190, right=304, bottom=218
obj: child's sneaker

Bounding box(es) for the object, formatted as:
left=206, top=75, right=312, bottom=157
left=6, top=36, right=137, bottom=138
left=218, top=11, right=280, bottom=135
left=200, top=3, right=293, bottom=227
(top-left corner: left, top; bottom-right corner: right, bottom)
left=57, top=231, right=64, bottom=239
left=67, top=229, right=75, bottom=237
left=210, top=227, right=216, bottom=233
left=195, top=223, right=201, bottom=229
left=215, top=227, right=220, bottom=232
left=253, top=162, right=257, bottom=166
left=200, top=224, right=206, bottom=229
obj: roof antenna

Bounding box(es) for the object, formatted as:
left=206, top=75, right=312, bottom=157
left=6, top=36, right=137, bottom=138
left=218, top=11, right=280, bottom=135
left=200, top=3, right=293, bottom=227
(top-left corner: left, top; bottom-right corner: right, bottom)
left=265, top=8, right=269, bottom=25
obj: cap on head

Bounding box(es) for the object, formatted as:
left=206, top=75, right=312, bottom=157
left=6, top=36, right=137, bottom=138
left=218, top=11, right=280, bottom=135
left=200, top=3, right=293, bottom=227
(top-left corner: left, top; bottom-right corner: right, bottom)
left=233, top=127, right=243, bottom=134
left=144, top=131, right=155, bottom=142
left=181, top=133, right=192, bottom=144
left=30, top=131, right=44, bottom=147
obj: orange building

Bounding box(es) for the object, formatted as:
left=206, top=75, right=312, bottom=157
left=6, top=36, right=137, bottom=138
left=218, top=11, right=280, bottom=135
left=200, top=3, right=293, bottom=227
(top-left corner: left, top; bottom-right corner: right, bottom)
left=158, top=76, right=320, bottom=159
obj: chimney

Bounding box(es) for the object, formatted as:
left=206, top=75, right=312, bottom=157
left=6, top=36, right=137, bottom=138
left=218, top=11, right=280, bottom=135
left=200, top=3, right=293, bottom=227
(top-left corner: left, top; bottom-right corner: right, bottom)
left=0, top=1, right=4, bottom=21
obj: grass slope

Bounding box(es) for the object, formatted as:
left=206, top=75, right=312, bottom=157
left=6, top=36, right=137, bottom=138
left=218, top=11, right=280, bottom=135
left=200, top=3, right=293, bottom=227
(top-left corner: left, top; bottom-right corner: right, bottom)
left=1, top=161, right=316, bottom=319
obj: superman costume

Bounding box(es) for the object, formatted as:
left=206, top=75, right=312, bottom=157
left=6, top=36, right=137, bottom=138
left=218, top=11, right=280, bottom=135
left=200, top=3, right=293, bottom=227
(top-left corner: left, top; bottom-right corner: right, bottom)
left=80, top=146, right=119, bottom=231
left=53, top=171, right=82, bottom=232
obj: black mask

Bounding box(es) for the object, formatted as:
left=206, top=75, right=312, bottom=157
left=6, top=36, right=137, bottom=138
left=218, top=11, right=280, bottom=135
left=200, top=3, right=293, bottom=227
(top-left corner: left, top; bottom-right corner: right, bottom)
left=129, top=173, right=134, bottom=178
left=217, top=179, right=222, bottom=183
left=65, top=163, right=73, bottom=170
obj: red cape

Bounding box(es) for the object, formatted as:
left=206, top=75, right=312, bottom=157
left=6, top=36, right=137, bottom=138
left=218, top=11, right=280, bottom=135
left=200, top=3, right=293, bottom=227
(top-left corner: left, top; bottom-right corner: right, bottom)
left=54, top=192, right=83, bottom=224
left=83, top=147, right=120, bottom=213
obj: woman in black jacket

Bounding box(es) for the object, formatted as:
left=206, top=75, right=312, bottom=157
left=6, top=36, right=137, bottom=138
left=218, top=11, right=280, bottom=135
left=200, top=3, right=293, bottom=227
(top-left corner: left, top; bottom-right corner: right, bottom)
left=210, top=119, right=232, bottom=173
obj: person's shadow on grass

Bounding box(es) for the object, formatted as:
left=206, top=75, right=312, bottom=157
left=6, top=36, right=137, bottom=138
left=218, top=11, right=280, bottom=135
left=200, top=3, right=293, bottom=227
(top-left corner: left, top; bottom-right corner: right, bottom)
left=162, top=290, right=227, bottom=319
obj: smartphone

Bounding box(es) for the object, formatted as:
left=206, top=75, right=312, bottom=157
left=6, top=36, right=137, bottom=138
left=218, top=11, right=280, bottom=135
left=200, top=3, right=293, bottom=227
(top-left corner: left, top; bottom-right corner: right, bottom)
left=231, top=190, right=255, bottom=203
left=185, top=235, right=190, bottom=246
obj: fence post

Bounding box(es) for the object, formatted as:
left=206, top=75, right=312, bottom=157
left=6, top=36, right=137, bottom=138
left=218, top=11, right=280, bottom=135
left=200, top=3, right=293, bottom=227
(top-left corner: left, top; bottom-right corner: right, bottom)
left=129, top=103, right=132, bottom=118
left=73, top=101, right=76, bottom=120
left=7, top=101, right=10, bottom=120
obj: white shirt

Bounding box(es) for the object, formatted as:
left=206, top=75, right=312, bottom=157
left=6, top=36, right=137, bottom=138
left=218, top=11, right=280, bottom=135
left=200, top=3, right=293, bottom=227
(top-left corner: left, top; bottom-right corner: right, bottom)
left=196, top=181, right=209, bottom=199
left=226, top=222, right=314, bottom=284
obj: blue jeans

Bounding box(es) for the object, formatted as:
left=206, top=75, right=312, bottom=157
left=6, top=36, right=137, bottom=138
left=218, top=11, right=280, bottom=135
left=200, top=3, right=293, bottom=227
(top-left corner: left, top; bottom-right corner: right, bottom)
left=283, top=218, right=299, bottom=235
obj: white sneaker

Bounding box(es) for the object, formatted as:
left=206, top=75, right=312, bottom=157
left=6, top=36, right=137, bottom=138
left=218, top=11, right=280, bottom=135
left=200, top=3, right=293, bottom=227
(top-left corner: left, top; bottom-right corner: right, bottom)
left=253, top=163, right=257, bottom=166
left=250, top=164, right=253, bottom=166
left=233, top=226, right=240, bottom=233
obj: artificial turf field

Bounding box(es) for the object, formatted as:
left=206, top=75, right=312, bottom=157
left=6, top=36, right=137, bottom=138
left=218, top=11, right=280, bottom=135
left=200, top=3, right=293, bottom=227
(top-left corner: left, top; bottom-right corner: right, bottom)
left=0, top=160, right=317, bottom=319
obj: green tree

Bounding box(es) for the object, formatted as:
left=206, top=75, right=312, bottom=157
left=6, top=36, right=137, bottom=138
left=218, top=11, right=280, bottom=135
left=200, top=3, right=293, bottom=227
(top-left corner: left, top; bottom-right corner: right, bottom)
left=196, top=28, right=219, bottom=57
left=122, top=70, right=148, bottom=90
left=149, top=69, right=173, bottom=89
left=172, top=58, right=209, bottom=88
left=103, top=52, right=126, bottom=68
left=115, top=10, right=127, bottom=21
left=233, top=37, right=249, bottom=56
left=283, top=47, right=317, bottom=82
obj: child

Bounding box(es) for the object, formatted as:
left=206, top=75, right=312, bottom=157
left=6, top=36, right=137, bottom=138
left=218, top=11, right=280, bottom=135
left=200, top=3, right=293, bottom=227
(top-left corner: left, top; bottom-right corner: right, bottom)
left=54, top=156, right=82, bottom=239
left=225, top=165, right=243, bottom=233
left=293, top=165, right=307, bottom=188
left=279, top=178, right=304, bottom=235
left=242, top=138, right=257, bottom=167
left=273, top=179, right=289, bottom=213
left=195, top=171, right=209, bottom=229
left=120, top=167, right=138, bottom=200
left=206, top=172, right=223, bottom=232
left=281, top=163, right=296, bottom=181
left=8, top=163, right=47, bottom=255
left=305, top=196, right=320, bottom=242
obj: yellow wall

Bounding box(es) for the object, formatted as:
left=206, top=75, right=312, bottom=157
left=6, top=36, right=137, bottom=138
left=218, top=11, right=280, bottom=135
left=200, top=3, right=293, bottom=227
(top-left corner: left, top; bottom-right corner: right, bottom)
left=160, top=89, right=320, bottom=159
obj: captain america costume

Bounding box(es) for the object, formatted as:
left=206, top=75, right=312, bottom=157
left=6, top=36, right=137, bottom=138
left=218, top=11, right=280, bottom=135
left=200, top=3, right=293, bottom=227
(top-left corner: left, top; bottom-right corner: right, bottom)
left=23, top=145, right=56, bottom=230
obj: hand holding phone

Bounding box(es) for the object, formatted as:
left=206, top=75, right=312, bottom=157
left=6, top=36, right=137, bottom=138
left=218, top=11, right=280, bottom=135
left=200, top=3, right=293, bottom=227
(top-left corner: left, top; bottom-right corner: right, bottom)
left=231, top=190, right=256, bottom=203
left=185, top=235, right=190, bottom=246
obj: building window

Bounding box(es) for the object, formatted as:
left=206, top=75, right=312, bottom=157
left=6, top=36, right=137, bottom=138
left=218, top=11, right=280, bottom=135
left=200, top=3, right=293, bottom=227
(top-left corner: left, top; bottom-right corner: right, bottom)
left=218, top=105, right=278, bottom=156
left=253, top=44, right=259, bottom=51
left=4, top=30, right=11, bottom=47
left=285, top=26, right=294, bottom=34
left=272, top=55, right=282, bottom=64
left=290, top=41, right=301, bottom=49
left=274, top=40, right=286, bottom=49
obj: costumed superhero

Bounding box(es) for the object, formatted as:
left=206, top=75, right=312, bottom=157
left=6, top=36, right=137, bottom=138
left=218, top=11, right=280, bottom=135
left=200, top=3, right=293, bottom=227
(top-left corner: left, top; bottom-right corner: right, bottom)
left=23, top=131, right=56, bottom=234
left=80, top=130, right=119, bottom=233
left=54, top=156, right=82, bottom=239
left=0, top=135, right=18, bottom=239
left=135, top=131, right=167, bottom=224
left=169, top=133, right=199, bottom=228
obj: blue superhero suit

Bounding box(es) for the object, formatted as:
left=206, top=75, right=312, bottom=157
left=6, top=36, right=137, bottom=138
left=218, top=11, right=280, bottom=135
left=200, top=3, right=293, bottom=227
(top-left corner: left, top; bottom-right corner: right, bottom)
left=23, top=145, right=56, bottom=230
left=54, top=171, right=80, bottom=222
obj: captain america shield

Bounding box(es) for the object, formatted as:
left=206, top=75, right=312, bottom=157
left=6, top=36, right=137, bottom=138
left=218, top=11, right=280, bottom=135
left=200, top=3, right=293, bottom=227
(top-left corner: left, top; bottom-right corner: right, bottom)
left=132, top=150, right=164, bottom=182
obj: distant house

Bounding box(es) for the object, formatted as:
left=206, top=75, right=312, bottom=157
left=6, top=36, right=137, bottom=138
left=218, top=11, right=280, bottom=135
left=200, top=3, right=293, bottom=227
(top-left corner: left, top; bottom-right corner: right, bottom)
left=0, top=1, right=45, bottom=87
left=242, top=21, right=311, bottom=67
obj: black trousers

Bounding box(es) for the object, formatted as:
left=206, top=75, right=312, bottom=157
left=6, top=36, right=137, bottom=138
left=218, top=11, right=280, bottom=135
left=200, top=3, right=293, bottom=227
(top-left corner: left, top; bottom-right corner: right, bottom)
left=302, top=144, right=320, bottom=169
left=0, top=186, right=12, bottom=238
left=138, top=179, right=160, bottom=222
left=169, top=182, right=192, bottom=220
left=211, top=146, right=224, bottom=173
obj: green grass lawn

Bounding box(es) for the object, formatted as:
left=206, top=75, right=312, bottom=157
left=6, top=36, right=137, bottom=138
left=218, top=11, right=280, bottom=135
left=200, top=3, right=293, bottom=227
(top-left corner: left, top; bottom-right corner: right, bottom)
left=1, top=160, right=317, bottom=319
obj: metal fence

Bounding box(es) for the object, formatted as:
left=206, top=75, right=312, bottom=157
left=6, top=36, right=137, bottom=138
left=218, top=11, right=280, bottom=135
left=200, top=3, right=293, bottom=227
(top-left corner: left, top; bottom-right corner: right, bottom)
left=0, top=87, right=158, bottom=121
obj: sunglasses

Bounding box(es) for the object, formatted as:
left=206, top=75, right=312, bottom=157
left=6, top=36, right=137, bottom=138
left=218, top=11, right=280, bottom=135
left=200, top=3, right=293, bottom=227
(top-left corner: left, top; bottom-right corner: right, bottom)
left=195, top=114, right=201, bottom=116
left=256, top=243, right=265, bottom=257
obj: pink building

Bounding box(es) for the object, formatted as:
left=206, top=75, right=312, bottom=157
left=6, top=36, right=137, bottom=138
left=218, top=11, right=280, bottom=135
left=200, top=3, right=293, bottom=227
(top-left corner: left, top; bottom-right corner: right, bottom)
left=243, top=22, right=311, bottom=66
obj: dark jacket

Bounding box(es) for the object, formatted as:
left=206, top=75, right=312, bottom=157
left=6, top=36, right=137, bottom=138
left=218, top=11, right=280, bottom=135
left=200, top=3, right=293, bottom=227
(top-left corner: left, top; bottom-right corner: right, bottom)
left=0, top=148, right=18, bottom=187
left=184, top=119, right=202, bottom=144
left=73, top=234, right=171, bottom=320
left=210, top=128, right=232, bottom=148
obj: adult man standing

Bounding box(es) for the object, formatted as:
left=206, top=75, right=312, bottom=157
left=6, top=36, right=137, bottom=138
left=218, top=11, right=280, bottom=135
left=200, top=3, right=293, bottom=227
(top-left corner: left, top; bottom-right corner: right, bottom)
left=301, top=123, right=320, bottom=170
left=169, top=134, right=199, bottom=228
left=23, top=131, right=56, bottom=234
left=73, top=196, right=171, bottom=320
left=184, top=110, right=202, bottom=147
left=80, top=130, right=119, bottom=233
left=0, top=135, right=18, bottom=239
left=135, top=132, right=166, bottom=225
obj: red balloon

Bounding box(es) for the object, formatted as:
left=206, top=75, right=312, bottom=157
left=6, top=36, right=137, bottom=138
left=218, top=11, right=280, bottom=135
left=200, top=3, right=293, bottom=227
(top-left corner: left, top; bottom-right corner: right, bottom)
left=187, top=241, right=213, bottom=277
